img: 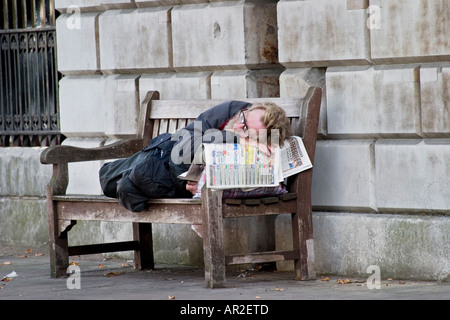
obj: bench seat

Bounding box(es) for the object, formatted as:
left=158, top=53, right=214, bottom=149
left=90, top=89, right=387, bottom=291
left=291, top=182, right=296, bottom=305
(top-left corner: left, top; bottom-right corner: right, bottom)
left=53, top=193, right=297, bottom=222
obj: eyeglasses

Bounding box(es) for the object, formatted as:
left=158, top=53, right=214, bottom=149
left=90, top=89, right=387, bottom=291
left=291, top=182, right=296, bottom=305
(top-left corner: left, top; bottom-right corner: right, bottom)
left=239, top=110, right=248, bottom=136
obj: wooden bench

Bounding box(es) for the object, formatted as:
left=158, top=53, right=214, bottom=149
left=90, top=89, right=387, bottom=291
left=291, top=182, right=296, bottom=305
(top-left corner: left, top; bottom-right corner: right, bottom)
left=40, top=87, right=322, bottom=288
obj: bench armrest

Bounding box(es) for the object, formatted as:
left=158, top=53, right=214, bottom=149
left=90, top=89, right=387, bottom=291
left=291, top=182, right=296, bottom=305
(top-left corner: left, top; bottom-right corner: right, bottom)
left=40, top=138, right=145, bottom=164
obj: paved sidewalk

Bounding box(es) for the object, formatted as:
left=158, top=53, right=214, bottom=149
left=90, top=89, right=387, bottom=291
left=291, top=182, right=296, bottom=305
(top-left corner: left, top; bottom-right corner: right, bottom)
left=1, top=245, right=449, bottom=301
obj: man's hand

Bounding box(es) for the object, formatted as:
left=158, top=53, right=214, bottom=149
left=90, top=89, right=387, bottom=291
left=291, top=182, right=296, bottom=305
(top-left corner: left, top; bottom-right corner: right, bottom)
left=186, top=181, right=198, bottom=195
left=241, top=137, right=274, bottom=156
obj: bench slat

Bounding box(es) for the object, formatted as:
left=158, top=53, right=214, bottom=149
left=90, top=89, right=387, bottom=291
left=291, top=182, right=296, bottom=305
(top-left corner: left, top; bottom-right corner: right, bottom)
left=54, top=194, right=202, bottom=205
left=56, top=200, right=202, bottom=224
left=222, top=199, right=296, bottom=218
left=149, top=98, right=303, bottom=119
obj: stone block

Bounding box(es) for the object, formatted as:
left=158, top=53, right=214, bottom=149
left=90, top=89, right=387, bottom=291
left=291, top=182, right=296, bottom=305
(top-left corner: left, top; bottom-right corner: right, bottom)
left=326, top=65, right=421, bottom=138
left=55, top=0, right=104, bottom=12
left=276, top=212, right=450, bottom=280
left=136, top=0, right=207, bottom=7
left=278, top=0, right=370, bottom=67
left=104, top=75, right=140, bottom=138
left=101, top=0, right=136, bottom=9
left=59, top=76, right=106, bottom=137
left=171, top=1, right=279, bottom=71
left=375, top=139, right=450, bottom=212
left=211, top=69, right=282, bottom=99
left=63, top=137, right=106, bottom=195
left=312, top=140, right=376, bottom=212
left=370, top=0, right=450, bottom=64
left=99, top=8, right=172, bottom=74
left=280, top=68, right=326, bottom=98
left=420, top=64, right=450, bottom=137
left=139, top=72, right=212, bottom=101
left=0, top=148, right=51, bottom=197
left=0, top=198, right=49, bottom=246
left=279, top=68, right=327, bottom=136
left=56, top=12, right=100, bottom=75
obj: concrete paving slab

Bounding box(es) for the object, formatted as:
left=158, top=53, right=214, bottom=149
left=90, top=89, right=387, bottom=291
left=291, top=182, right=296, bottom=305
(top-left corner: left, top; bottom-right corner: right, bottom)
left=0, top=245, right=448, bottom=302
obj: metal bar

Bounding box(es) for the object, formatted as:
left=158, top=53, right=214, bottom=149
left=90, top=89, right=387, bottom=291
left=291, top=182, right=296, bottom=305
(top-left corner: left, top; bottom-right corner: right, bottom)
left=11, top=0, right=18, bottom=29
left=30, top=0, right=37, bottom=28
left=1, top=0, right=7, bottom=29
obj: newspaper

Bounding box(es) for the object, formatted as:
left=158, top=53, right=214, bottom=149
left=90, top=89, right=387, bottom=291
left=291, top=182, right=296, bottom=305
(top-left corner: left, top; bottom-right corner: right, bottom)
left=199, top=136, right=312, bottom=189
left=280, top=136, right=312, bottom=179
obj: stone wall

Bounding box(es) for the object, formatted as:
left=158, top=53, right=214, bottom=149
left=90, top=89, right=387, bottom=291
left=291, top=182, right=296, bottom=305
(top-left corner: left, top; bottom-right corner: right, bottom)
left=2, top=0, right=448, bottom=280
left=276, top=0, right=450, bottom=280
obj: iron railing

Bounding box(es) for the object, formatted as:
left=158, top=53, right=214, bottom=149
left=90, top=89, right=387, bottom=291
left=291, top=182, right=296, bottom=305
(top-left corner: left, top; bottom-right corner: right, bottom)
left=1, top=0, right=62, bottom=147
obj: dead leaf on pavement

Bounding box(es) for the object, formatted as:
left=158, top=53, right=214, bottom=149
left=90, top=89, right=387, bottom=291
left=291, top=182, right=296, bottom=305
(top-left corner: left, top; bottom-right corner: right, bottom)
left=98, top=264, right=106, bottom=269
left=105, top=272, right=122, bottom=277
left=168, top=295, right=176, bottom=300
left=321, top=277, right=330, bottom=282
left=336, top=278, right=353, bottom=284
left=0, top=261, right=12, bottom=266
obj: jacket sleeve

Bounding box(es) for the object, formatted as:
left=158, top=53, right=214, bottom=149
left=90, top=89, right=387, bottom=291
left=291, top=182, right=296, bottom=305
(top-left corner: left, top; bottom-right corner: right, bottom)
left=171, top=100, right=251, bottom=164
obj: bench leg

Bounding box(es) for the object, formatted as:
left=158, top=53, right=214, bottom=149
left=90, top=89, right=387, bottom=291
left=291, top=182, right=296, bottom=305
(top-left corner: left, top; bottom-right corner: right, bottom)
left=201, top=188, right=225, bottom=288
left=48, top=198, right=70, bottom=278
left=49, top=231, right=70, bottom=278
left=47, top=164, right=71, bottom=278
left=133, top=222, right=155, bottom=270
left=292, top=191, right=316, bottom=280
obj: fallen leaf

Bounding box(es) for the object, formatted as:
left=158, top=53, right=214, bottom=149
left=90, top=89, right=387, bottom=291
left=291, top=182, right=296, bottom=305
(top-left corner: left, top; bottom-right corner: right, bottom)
left=98, top=264, right=106, bottom=269
left=105, top=272, right=122, bottom=277
left=35, top=253, right=44, bottom=257
left=321, top=277, right=330, bottom=282
left=255, top=296, right=261, bottom=299
left=168, top=295, right=176, bottom=300
left=1, top=277, right=12, bottom=282
left=336, top=278, right=353, bottom=284
left=18, top=255, right=28, bottom=258
left=398, top=281, right=406, bottom=285
left=26, top=249, right=33, bottom=254
left=271, top=288, right=284, bottom=291
left=70, top=262, right=79, bottom=266
left=0, top=261, right=12, bottom=266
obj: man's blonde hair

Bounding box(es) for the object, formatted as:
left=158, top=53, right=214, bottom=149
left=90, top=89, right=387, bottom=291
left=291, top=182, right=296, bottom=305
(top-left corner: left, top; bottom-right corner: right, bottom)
left=248, top=102, right=292, bottom=146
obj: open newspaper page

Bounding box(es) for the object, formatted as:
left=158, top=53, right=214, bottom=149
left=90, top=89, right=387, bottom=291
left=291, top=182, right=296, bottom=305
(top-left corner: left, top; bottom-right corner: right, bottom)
left=203, top=143, right=282, bottom=189
left=280, top=136, right=312, bottom=179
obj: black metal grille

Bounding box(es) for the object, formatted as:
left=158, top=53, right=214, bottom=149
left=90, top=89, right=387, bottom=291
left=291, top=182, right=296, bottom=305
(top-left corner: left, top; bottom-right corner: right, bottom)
left=1, top=0, right=62, bottom=147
